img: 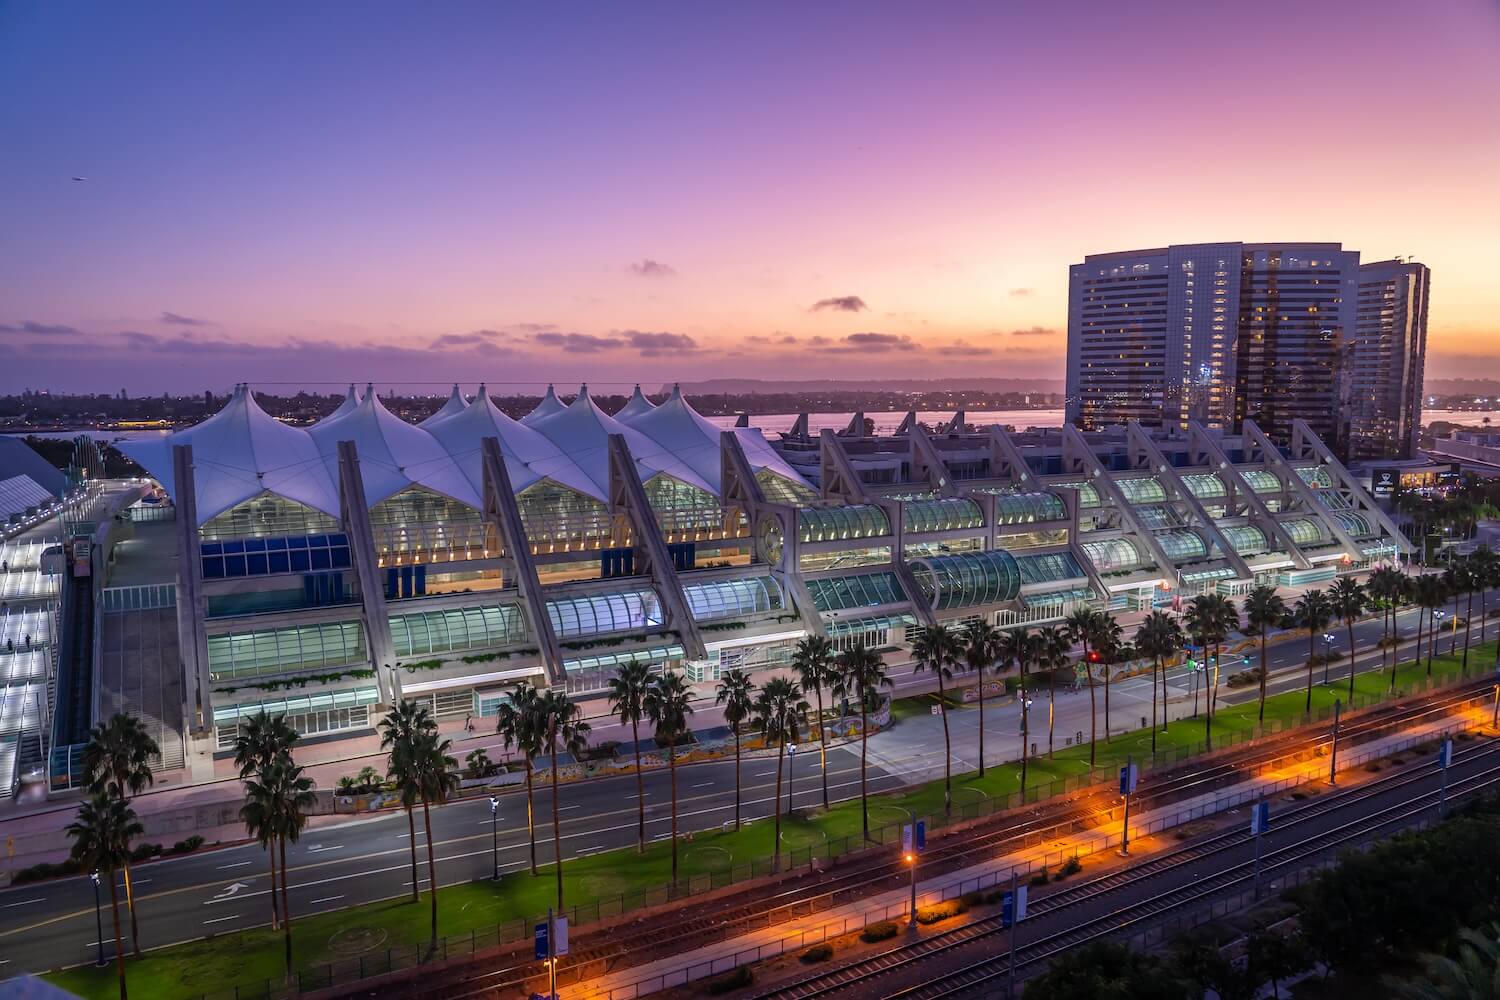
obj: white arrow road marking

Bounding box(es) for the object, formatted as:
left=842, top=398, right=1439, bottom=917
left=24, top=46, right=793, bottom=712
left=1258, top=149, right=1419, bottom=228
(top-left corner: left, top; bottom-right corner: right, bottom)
left=209, top=882, right=250, bottom=901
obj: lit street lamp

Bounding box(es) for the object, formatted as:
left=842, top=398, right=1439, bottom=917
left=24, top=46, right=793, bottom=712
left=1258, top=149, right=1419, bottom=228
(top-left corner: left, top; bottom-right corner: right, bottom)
left=489, top=796, right=499, bottom=880
left=1322, top=633, right=1337, bottom=684
left=90, top=870, right=104, bottom=967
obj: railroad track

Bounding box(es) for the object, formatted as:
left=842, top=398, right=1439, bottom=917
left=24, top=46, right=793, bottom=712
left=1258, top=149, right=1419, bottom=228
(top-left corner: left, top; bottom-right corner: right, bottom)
left=374, top=677, right=1495, bottom=1000
left=757, top=735, right=1500, bottom=1000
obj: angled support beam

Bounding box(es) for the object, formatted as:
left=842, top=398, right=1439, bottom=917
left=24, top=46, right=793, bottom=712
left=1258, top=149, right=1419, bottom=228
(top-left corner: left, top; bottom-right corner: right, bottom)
left=987, top=425, right=1036, bottom=487
left=480, top=438, right=566, bottom=687
left=171, top=444, right=210, bottom=733
left=1056, top=487, right=1110, bottom=600
left=1061, top=424, right=1179, bottom=582
left=874, top=501, right=938, bottom=628
left=1188, top=423, right=1312, bottom=570
left=942, top=410, right=967, bottom=435
left=720, top=430, right=819, bottom=636
left=819, top=429, right=870, bottom=503
left=1290, top=419, right=1414, bottom=554
left=1126, top=421, right=1254, bottom=580
left=337, top=440, right=399, bottom=703
left=789, top=413, right=810, bottom=440
left=608, top=434, right=707, bottom=660
left=1242, top=419, right=1365, bottom=563
left=906, top=423, right=957, bottom=496
left=894, top=411, right=919, bottom=436
left=841, top=411, right=866, bottom=437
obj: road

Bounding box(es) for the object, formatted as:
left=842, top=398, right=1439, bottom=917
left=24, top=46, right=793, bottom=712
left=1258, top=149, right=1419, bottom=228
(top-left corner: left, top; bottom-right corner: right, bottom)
left=0, top=601, right=1490, bottom=977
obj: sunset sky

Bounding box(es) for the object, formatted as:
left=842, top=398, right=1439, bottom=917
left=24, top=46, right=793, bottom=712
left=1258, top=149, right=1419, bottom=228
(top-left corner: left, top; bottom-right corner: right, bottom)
left=2, top=0, right=1497, bottom=394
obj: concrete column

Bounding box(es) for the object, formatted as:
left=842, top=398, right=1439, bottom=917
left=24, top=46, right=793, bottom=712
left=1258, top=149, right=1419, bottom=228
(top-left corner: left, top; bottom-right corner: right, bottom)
left=171, top=444, right=211, bottom=734
left=336, top=440, right=398, bottom=703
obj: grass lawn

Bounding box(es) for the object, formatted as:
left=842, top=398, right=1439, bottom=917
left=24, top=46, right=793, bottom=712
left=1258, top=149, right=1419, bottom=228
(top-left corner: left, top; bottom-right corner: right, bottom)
left=47, top=641, right=1497, bottom=999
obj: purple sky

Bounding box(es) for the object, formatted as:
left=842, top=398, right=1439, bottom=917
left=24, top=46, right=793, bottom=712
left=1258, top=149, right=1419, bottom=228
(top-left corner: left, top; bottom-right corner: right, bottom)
left=2, top=1, right=1498, bottom=394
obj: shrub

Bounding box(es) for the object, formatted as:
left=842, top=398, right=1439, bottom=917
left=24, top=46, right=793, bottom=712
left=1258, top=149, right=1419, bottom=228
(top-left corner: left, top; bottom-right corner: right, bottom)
left=703, top=965, right=752, bottom=995
left=167, top=834, right=206, bottom=856
left=1227, top=667, right=1264, bottom=688
left=12, top=858, right=82, bottom=884
left=1029, top=866, right=1050, bottom=887
left=800, top=944, right=833, bottom=963
left=129, top=843, right=163, bottom=862
left=915, top=899, right=968, bottom=924
left=1057, top=856, right=1082, bottom=879
left=861, top=920, right=900, bottom=943
left=960, top=890, right=986, bottom=908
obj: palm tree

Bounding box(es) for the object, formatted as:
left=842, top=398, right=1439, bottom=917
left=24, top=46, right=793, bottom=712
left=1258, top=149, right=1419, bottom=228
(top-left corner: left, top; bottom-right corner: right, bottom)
left=1470, top=547, right=1497, bottom=647
left=1294, top=590, right=1334, bottom=711
left=644, top=668, right=695, bottom=881
left=832, top=643, right=892, bottom=840
left=377, top=699, right=438, bottom=898
left=67, top=794, right=141, bottom=1000
left=714, top=668, right=756, bottom=829
left=996, top=628, right=1033, bottom=792
left=1414, top=574, right=1449, bottom=676
left=240, top=767, right=284, bottom=933
left=1244, top=585, right=1288, bottom=722
left=536, top=690, right=590, bottom=910
left=1329, top=577, right=1368, bottom=700
left=753, top=677, right=808, bottom=872
left=394, top=730, right=459, bottom=949
left=1366, top=566, right=1403, bottom=688
left=791, top=636, right=836, bottom=809
left=1390, top=921, right=1500, bottom=1000
left=962, top=620, right=1001, bottom=776
left=82, top=713, right=159, bottom=956
left=1134, top=611, right=1183, bottom=755
left=1034, top=626, right=1070, bottom=758
left=1183, top=594, right=1239, bottom=748
left=1093, top=614, right=1125, bottom=745
left=911, top=624, right=961, bottom=813
left=1063, top=608, right=1104, bottom=767
left=607, top=660, right=653, bottom=852
left=494, top=682, right=543, bottom=875
left=231, top=710, right=299, bottom=779
left=247, top=756, right=315, bottom=974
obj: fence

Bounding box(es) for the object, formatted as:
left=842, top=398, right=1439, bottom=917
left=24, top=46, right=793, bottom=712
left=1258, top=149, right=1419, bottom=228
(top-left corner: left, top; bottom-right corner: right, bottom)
left=195, top=672, right=1491, bottom=1000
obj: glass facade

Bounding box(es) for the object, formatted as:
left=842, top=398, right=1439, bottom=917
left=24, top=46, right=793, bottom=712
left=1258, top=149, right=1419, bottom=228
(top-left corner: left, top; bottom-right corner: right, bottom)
left=370, top=488, right=495, bottom=562
left=1021, top=586, right=1096, bottom=609
left=1115, top=477, right=1168, bottom=505
left=207, top=621, right=366, bottom=681
left=755, top=470, right=817, bottom=505
left=644, top=475, right=736, bottom=538
left=1280, top=518, right=1324, bottom=546
left=516, top=481, right=615, bottom=550
left=991, top=491, right=1068, bottom=524
left=200, top=494, right=340, bottom=541
left=201, top=534, right=351, bottom=579
left=798, top=545, right=891, bottom=573
left=682, top=576, right=784, bottom=622
left=1014, top=550, right=1086, bottom=585
left=1080, top=537, right=1143, bottom=572
left=901, top=497, right=984, bottom=534
left=1179, top=473, right=1227, bottom=499
left=390, top=604, right=527, bottom=658
left=1331, top=510, right=1373, bottom=538
left=823, top=613, right=916, bottom=652
left=798, top=504, right=891, bottom=543
left=546, top=589, right=664, bottom=638
left=1295, top=465, right=1334, bottom=488
left=1240, top=469, right=1282, bottom=493
left=1220, top=524, right=1270, bottom=556
left=805, top=572, right=906, bottom=612
left=1157, top=528, right=1209, bottom=561
left=1047, top=481, right=1101, bottom=508
left=909, top=550, right=1023, bottom=611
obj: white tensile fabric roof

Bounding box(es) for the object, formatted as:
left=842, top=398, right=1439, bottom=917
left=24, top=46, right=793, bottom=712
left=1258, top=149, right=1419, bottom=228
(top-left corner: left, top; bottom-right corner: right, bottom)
left=118, top=384, right=342, bottom=521
left=521, top=384, right=567, bottom=425
left=613, top=385, right=656, bottom=422
left=424, top=384, right=604, bottom=501
left=314, top=384, right=361, bottom=427
left=529, top=385, right=718, bottom=497
left=627, top=385, right=810, bottom=493
left=421, top=385, right=468, bottom=427
left=308, top=386, right=480, bottom=508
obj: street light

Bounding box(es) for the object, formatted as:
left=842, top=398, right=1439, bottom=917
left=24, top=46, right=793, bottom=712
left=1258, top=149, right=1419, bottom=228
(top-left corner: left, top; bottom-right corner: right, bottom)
left=90, top=870, right=105, bottom=967
left=489, top=796, right=500, bottom=880
left=1322, top=633, right=1337, bottom=684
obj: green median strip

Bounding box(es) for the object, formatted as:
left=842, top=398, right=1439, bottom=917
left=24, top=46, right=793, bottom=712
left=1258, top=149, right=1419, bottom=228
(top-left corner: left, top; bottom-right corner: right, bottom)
left=46, top=642, right=1496, bottom=1000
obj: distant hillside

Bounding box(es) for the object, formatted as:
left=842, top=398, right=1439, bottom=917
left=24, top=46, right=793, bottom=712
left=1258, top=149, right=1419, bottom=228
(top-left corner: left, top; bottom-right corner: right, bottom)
left=671, top=377, right=1065, bottom=395
left=1427, top=378, right=1500, bottom=396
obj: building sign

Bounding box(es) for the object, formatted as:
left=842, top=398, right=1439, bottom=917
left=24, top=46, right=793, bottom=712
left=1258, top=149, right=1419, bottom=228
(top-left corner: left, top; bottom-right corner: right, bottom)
left=1439, top=462, right=1463, bottom=485
left=1371, top=468, right=1399, bottom=499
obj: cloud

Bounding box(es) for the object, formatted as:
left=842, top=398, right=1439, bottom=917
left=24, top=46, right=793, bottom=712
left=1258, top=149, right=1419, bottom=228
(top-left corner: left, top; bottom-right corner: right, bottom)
left=0, top=320, right=81, bottom=335
left=429, top=329, right=507, bottom=349
left=934, top=340, right=995, bottom=357
left=628, top=259, right=677, bottom=278
left=620, top=330, right=699, bottom=356
left=511, top=321, right=557, bottom=333
left=160, top=311, right=210, bottom=326
left=812, top=332, right=916, bottom=353
left=1008, top=288, right=1034, bottom=297
left=1009, top=326, right=1057, bottom=337
left=535, top=332, right=625, bottom=353
left=809, top=296, right=867, bottom=313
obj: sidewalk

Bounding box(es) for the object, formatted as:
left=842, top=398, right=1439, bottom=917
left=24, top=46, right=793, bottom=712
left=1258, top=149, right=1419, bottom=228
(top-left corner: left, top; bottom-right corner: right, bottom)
left=564, top=706, right=1486, bottom=1000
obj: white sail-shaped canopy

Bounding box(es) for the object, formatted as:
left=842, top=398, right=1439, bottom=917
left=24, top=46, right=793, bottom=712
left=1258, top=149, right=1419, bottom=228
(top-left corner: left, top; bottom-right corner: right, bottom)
left=628, top=384, right=811, bottom=494
left=313, top=384, right=361, bottom=428
left=614, top=384, right=656, bottom=423
left=529, top=385, right=718, bottom=497
left=420, top=384, right=468, bottom=427
left=117, top=383, right=342, bottom=522
left=424, top=384, right=604, bottom=501
left=309, top=385, right=479, bottom=508
left=521, top=384, right=567, bottom=425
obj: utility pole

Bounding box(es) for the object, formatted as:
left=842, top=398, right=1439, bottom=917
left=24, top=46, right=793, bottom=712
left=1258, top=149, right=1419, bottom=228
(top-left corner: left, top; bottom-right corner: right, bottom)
left=1119, top=756, right=1137, bottom=855
left=1250, top=800, right=1269, bottom=899
left=90, top=871, right=105, bottom=967
left=1328, top=699, right=1342, bottom=785
left=1438, top=737, right=1454, bottom=818
left=903, top=821, right=925, bottom=926
left=489, top=795, right=499, bottom=880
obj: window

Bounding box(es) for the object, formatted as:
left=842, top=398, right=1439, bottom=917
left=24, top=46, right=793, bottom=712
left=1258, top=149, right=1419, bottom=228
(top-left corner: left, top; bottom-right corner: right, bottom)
left=799, top=545, right=891, bottom=573
left=1280, top=518, right=1323, bottom=546
left=798, top=505, right=891, bottom=543
left=682, top=577, right=784, bottom=622
left=216, top=705, right=370, bottom=750
left=805, top=572, right=906, bottom=612
left=988, top=491, right=1068, bottom=524
left=200, top=494, right=340, bottom=541
left=1081, top=538, right=1142, bottom=572
left=201, top=534, right=352, bottom=580
left=547, top=589, right=664, bottom=639
left=207, top=621, right=365, bottom=681
left=909, top=551, right=1024, bottom=611
left=1221, top=524, right=1269, bottom=556
left=755, top=470, right=817, bottom=505
left=517, top=480, right=614, bottom=550
left=1014, top=551, right=1085, bottom=585
left=390, top=604, right=527, bottom=657
left=1114, top=477, right=1168, bottom=505
left=901, top=498, right=984, bottom=534
left=1156, top=529, right=1209, bottom=561
left=370, top=488, right=494, bottom=562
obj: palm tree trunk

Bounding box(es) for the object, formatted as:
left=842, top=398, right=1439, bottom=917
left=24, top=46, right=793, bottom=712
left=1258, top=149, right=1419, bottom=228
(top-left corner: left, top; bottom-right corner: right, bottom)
left=1150, top=656, right=1159, bottom=755
left=1450, top=589, right=1461, bottom=656
left=422, top=797, right=439, bottom=948
left=1104, top=662, right=1111, bottom=742
left=404, top=805, right=419, bottom=902
left=1415, top=604, right=1425, bottom=674
left=1258, top=634, right=1268, bottom=723
left=938, top=671, right=952, bottom=814
left=815, top=683, right=829, bottom=810
left=731, top=722, right=742, bottom=830
left=1084, top=642, right=1096, bottom=768
left=266, top=841, right=281, bottom=928
left=859, top=697, right=870, bottom=841
left=978, top=666, right=988, bottom=777
left=550, top=728, right=565, bottom=910
left=1203, top=649, right=1212, bottom=751
left=1346, top=619, right=1357, bottom=700
left=1427, top=607, right=1436, bottom=675
left=667, top=740, right=680, bottom=881
left=772, top=742, right=785, bottom=872
left=279, top=834, right=293, bottom=975
left=1463, top=587, right=1474, bottom=673
left=1305, top=628, right=1315, bottom=713
left=108, top=872, right=127, bottom=1000
left=631, top=719, right=645, bottom=852
left=121, top=859, right=140, bottom=956
left=1047, top=667, right=1056, bottom=758
left=524, top=761, right=537, bottom=875
left=1019, top=663, right=1030, bottom=792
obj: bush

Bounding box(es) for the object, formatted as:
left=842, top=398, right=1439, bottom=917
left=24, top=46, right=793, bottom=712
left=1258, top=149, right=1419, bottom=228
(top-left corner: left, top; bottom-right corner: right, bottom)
left=800, top=943, right=833, bottom=964
left=1029, top=866, right=1050, bottom=887
left=960, top=890, right=987, bottom=908
left=129, top=842, right=163, bottom=862
left=861, top=920, right=900, bottom=943
left=915, top=899, right=968, bottom=924
left=11, top=858, right=82, bottom=884
left=1227, top=668, right=1264, bottom=688
left=1057, top=856, right=1082, bottom=879
left=703, top=965, right=752, bottom=995
left=167, top=835, right=205, bottom=856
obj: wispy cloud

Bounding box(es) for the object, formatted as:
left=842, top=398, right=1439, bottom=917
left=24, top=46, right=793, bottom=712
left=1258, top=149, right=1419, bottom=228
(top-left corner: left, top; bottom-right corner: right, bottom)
left=809, top=295, right=867, bottom=313
left=535, top=331, right=624, bottom=353
left=933, top=340, right=995, bottom=357
left=812, top=332, right=915, bottom=353
left=0, top=320, right=81, bottom=335
left=160, top=311, right=210, bottom=326
left=429, top=329, right=508, bottom=349
left=1009, top=326, right=1057, bottom=337
left=621, top=330, right=699, bottom=356
left=1007, top=287, right=1034, bottom=298
left=628, top=259, right=677, bottom=278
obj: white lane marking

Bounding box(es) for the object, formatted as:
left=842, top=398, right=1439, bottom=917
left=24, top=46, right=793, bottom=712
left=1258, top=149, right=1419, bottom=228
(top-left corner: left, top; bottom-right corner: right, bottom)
left=2, top=898, right=44, bottom=908
left=753, top=770, right=776, bottom=777
left=558, top=805, right=580, bottom=812
left=692, top=782, right=713, bottom=789
left=203, top=914, right=240, bottom=925
left=309, top=895, right=344, bottom=905
left=306, top=845, right=344, bottom=854
left=215, top=861, right=254, bottom=870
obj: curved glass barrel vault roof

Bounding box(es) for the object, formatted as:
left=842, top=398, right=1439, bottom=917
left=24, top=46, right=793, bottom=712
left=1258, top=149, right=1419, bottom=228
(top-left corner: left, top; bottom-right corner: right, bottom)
left=390, top=604, right=527, bottom=658
left=546, top=588, right=664, bottom=639
left=799, top=504, right=890, bottom=543
left=1179, top=473, right=1228, bottom=500
left=991, top=491, right=1067, bottom=524
left=909, top=550, right=1023, bottom=611
left=1296, top=465, right=1335, bottom=488
left=1115, top=477, right=1168, bottom=505
left=902, top=497, right=984, bottom=534
left=1157, top=528, right=1209, bottom=561
left=805, top=571, right=906, bottom=612
left=1220, top=523, right=1270, bottom=556
left=1047, top=481, right=1101, bottom=508
left=1015, top=550, right=1086, bottom=585
left=682, top=576, right=785, bottom=622
left=1080, top=537, right=1143, bottom=572
left=1280, top=518, right=1324, bottom=546
left=1331, top=510, right=1374, bottom=538
left=1240, top=469, right=1282, bottom=493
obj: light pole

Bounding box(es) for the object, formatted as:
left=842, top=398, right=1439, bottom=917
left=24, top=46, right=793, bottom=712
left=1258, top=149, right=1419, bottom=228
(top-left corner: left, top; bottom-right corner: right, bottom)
left=787, top=743, right=797, bottom=817
left=1322, top=634, right=1337, bottom=684
left=1328, top=698, right=1342, bottom=785
left=489, top=796, right=499, bottom=880
left=90, top=870, right=105, bottom=967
